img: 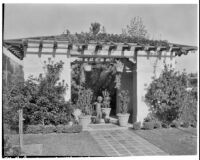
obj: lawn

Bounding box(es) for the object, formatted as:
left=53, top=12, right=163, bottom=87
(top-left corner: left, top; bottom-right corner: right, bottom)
left=132, top=127, right=197, bottom=155
left=7, top=131, right=106, bottom=157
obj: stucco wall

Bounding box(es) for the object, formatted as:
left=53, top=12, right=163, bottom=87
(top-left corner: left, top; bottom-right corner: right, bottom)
left=23, top=54, right=71, bottom=101
left=3, top=47, right=24, bottom=88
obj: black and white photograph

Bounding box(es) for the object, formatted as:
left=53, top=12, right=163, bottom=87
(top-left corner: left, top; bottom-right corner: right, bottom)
left=1, top=1, right=199, bottom=158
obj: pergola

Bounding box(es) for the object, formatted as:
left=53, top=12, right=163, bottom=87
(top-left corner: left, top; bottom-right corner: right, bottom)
left=3, top=35, right=198, bottom=122
left=3, top=35, right=198, bottom=150
left=4, top=35, right=197, bottom=61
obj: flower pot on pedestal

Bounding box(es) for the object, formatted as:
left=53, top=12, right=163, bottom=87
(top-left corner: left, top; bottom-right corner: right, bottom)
left=101, top=108, right=111, bottom=119
left=117, top=113, right=130, bottom=127
left=79, top=115, right=91, bottom=130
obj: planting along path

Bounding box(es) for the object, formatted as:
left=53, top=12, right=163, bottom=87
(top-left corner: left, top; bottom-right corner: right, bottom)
left=88, top=124, right=167, bottom=156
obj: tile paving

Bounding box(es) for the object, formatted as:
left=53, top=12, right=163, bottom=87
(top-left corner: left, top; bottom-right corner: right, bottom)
left=89, top=124, right=168, bottom=156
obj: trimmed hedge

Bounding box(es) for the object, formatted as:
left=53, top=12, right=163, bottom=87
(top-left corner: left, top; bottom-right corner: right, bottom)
left=143, top=122, right=154, bottom=130
left=25, top=125, right=44, bottom=134
left=133, top=122, right=141, bottom=130
left=25, top=124, right=82, bottom=134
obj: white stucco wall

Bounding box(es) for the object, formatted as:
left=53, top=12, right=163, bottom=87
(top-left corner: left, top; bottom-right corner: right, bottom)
left=23, top=54, right=71, bottom=101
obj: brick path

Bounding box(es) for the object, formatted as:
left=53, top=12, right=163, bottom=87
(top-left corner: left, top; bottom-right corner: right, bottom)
left=89, top=124, right=168, bottom=156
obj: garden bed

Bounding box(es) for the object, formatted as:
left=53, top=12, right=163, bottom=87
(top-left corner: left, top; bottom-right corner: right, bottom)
left=24, top=124, right=82, bottom=134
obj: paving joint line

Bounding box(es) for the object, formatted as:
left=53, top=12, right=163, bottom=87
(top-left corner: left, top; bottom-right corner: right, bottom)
left=106, top=131, right=134, bottom=156
left=90, top=131, right=120, bottom=157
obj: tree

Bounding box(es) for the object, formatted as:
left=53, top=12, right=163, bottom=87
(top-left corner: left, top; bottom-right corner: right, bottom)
left=123, top=16, right=148, bottom=39
left=90, top=22, right=101, bottom=35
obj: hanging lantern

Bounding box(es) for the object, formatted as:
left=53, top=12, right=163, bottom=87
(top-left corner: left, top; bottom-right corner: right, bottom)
left=115, top=60, right=124, bottom=72
left=84, top=63, right=92, bottom=72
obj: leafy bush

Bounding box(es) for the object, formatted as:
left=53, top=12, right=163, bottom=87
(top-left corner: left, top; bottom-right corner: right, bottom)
left=179, top=89, right=197, bottom=126
left=133, top=122, right=141, bottom=130
left=154, top=121, right=162, bottom=129
left=143, top=122, right=154, bottom=130
left=42, top=125, right=56, bottom=134
left=162, top=123, right=170, bottom=128
left=181, top=122, right=190, bottom=128
left=25, top=124, right=82, bottom=134
left=3, top=136, right=21, bottom=157
left=56, top=125, right=82, bottom=133
left=170, top=120, right=180, bottom=128
left=145, top=64, right=189, bottom=124
left=25, top=125, right=44, bottom=134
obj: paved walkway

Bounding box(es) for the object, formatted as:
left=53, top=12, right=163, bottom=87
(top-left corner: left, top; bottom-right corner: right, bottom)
left=89, top=124, right=168, bottom=156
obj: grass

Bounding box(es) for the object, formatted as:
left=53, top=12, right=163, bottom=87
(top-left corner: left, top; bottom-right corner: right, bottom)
left=7, top=131, right=106, bottom=157
left=132, top=127, right=197, bottom=155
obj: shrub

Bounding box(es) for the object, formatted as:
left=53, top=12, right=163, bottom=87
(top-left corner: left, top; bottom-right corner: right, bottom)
left=170, top=120, right=180, bottom=128
left=181, top=122, right=190, bottom=128
left=154, top=121, right=162, bottom=129
left=42, top=125, right=56, bottom=134
left=56, top=125, right=82, bottom=133
left=145, top=64, right=190, bottom=124
left=191, top=121, right=197, bottom=128
left=143, top=122, right=154, bottom=130
left=3, top=136, right=21, bottom=157
left=25, top=125, right=44, bottom=134
left=162, top=123, right=170, bottom=128
left=133, top=122, right=141, bottom=130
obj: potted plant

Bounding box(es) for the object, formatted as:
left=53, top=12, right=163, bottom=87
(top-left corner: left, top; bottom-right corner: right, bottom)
left=76, top=88, right=93, bottom=130
left=101, top=90, right=111, bottom=119
left=117, top=90, right=130, bottom=127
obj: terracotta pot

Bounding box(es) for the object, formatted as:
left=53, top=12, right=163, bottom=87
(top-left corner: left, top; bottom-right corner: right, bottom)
left=117, top=113, right=130, bottom=127
left=79, top=115, right=91, bottom=130
left=101, top=108, right=111, bottom=119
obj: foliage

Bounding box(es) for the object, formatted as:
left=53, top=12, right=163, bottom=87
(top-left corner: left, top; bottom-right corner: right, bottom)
left=133, top=122, right=141, bottom=130
left=143, top=122, right=154, bottom=130
left=59, top=31, right=169, bottom=48
left=102, top=90, right=111, bottom=108
left=75, top=88, right=93, bottom=116
left=179, top=89, right=197, bottom=125
left=3, top=136, right=21, bottom=157
left=145, top=64, right=189, bottom=124
left=123, top=16, right=148, bottom=39
left=90, top=22, right=101, bottom=35
left=154, top=121, right=162, bottom=129
left=170, top=120, right=180, bottom=128
left=4, top=59, right=73, bottom=127
left=25, top=125, right=44, bottom=134
left=118, top=90, right=130, bottom=114
left=24, top=124, right=82, bottom=134
left=42, top=125, right=57, bottom=134
left=181, top=122, right=190, bottom=128
left=71, top=62, right=120, bottom=103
